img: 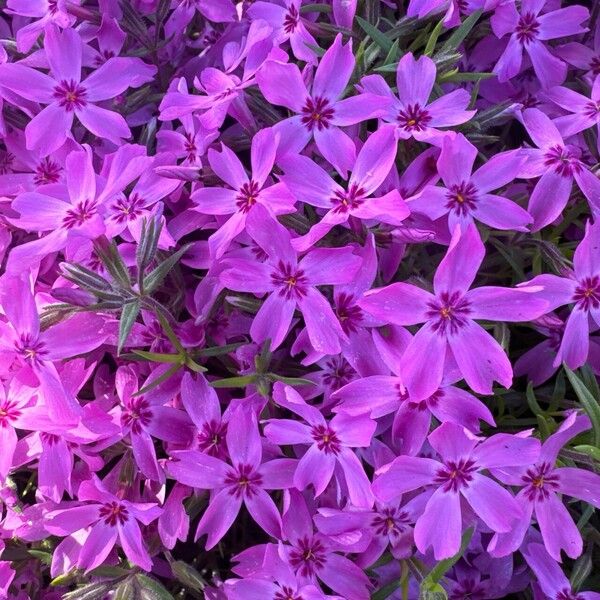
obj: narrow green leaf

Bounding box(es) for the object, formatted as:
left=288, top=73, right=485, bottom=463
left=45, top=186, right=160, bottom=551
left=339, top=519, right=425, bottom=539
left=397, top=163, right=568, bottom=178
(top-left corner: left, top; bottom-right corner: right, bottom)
left=198, top=342, right=246, bottom=357
left=155, top=309, right=185, bottom=354
left=424, top=19, right=444, bottom=56
left=383, top=38, right=400, bottom=64
left=136, top=217, right=162, bottom=281
left=170, top=561, right=207, bottom=592
left=143, top=243, right=191, bottom=294
left=134, top=362, right=182, bottom=397
left=132, top=350, right=182, bottom=363
left=573, top=444, right=600, bottom=462
left=438, top=71, right=494, bottom=83
left=356, top=16, right=393, bottom=53
left=184, top=357, right=207, bottom=373
left=300, top=3, right=331, bottom=13
left=63, top=583, right=114, bottom=600
left=28, top=549, right=53, bottom=565
left=209, top=375, right=256, bottom=388
left=372, top=579, right=401, bottom=600
left=440, top=10, right=483, bottom=52
left=268, top=374, right=316, bottom=386
left=118, top=300, right=141, bottom=355
left=564, top=366, right=600, bottom=447
left=93, top=238, right=132, bottom=289
left=115, top=578, right=139, bottom=600
left=61, top=263, right=112, bottom=293
left=136, top=574, right=175, bottom=600
left=570, top=551, right=593, bottom=592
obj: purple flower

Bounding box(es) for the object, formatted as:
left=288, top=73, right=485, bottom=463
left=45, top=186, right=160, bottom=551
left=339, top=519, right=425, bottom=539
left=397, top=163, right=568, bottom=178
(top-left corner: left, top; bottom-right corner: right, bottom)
left=373, top=422, right=541, bottom=559
left=520, top=220, right=600, bottom=369
left=410, top=133, right=531, bottom=232
left=167, top=402, right=297, bottom=548
left=264, top=383, right=376, bottom=507
left=491, top=1, right=589, bottom=88
left=359, top=52, right=475, bottom=144
left=45, top=476, right=162, bottom=572
left=359, top=224, right=548, bottom=399
left=219, top=204, right=362, bottom=354
left=281, top=125, right=409, bottom=250
left=191, top=127, right=295, bottom=258
left=256, top=34, right=390, bottom=174
left=0, top=26, right=155, bottom=155
left=489, top=411, right=600, bottom=560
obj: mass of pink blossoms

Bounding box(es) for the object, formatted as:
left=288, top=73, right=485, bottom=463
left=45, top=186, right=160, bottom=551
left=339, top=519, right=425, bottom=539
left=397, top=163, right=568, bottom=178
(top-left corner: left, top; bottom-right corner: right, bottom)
left=0, top=0, right=600, bottom=598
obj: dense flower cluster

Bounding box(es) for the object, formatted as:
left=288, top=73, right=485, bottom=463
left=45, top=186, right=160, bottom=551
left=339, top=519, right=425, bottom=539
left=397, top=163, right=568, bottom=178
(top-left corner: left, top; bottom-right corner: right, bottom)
left=0, top=0, right=600, bottom=598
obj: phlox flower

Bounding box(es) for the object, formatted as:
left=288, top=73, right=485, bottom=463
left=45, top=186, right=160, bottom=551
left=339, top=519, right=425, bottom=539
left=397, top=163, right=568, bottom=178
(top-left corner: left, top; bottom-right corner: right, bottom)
left=281, top=125, right=410, bottom=250
left=0, top=25, right=155, bottom=155
left=359, top=52, right=475, bottom=145
left=219, top=204, right=362, bottom=355
left=167, top=402, right=297, bottom=548
left=489, top=412, right=600, bottom=560
left=359, top=224, right=548, bottom=400
left=45, top=476, right=162, bottom=572
left=264, top=383, right=376, bottom=508
left=373, top=422, right=541, bottom=559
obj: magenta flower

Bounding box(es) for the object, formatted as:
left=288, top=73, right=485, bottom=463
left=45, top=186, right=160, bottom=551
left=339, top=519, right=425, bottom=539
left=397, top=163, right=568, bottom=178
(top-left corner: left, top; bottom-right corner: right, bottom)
left=281, top=125, right=410, bottom=250
left=114, top=366, right=193, bottom=483
left=518, top=108, right=600, bottom=230
left=45, top=476, right=162, bottom=572
left=409, top=133, right=531, bottom=232
left=0, top=275, right=107, bottom=423
left=219, top=204, right=362, bottom=354
left=167, top=403, right=297, bottom=548
left=256, top=34, right=390, bottom=174
left=491, top=1, right=589, bottom=88
left=489, top=412, right=600, bottom=560
left=191, top=127, right=295, bottom=258
left=264, top=383, right=376, bottom=507
left=0, top=26, right=155, bottom=155
left=359, top=52, right=475, bottom=144
left=523, top=543, right=600, bottom=600
left=6, top=144, right=149, bottom=273
left=520, top=220, right=600, bottom=369
left=373, top=422, right=541, bottom=559
left=359, top=224, right=548, bottom=399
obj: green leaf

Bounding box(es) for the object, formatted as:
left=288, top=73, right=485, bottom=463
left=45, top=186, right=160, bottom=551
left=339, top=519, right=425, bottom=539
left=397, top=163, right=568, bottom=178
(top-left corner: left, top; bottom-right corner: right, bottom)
left=170, top=561, right=207, bottom=592
left=210, top=375, right=256, bottom=388
left=132, top=350, right=182, bottom=363
left=134, top=362, right=182, bottom=397
left=424, top=19, right=444, bottom=56
left=198, top=342, right=246, bottom=357
left=421, top=528, right=473, bottom=591
left=419, top=582, right=447, bottom=600
left=61, top=263, right=113, bottom=295
left=438, top=71, right=494, bottom=83
left=93, top=237, right=132, bottom=289
left=136, top=217, right=162, bottom=281
left=136, top=574, right=175, bottom=600
left=155, top=309, right=185, bottom=354
left=63, top=583, right=114, bottom=600
left=372, top=579, right=401, bottom=600
left=570, top=550, right=593, bottom=592
left=118, top=300, right=141, bottom=355
left=114, top=578, right=141, bottom=600
left=143, top=243, right=191, bottom=294
left=356, top=16, right=393, bottom=53
left=300, top=3, right=331, bottom=13
left=440, top=9, right=482, bottom=52
left=565, top=366, right=600, bottom=447
left=28, top=549, right=53, bottom=565
left=268, top=374, right=316, bottom=386
left=573, top=444, right=600, bottom=462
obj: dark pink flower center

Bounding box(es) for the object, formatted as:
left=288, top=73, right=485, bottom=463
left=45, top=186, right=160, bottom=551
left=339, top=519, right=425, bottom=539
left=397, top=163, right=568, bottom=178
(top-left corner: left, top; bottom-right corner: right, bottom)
left=111, top=193, right=146, bottom=223
left=53, top=80, right=87, bottom=111
left=48, top=0, right=59, bottom=15
left=310, top=424, right=341, bottom=454
left=301, top=96, right=334, bottom=131
left=15, top=334, right=48, bottom=364
left=0, top=151, right=14, bottom=174
left=225, top=463, right=263, bottom=498
left=62, top=199, right=98, bottom=229
left=289, top=536, right=327, bottom=577
left=271, top=261, right=308, bottom=300
left=331, top=183, right=366, bottom=213
left=34, top=157, right=62, bottom=185
left=321, top=357, right=354, bottom=389
left=236, top=180, right=260, bottom=213
left=121, top=398, right=153, bottom=435
left=515, top=12, right=540, bottom=45
left=591, top=56, right=600, bottom=76
left=283, top=5, right=299, bottom=34
left=449, top=579, right=487, bottom=600
left=544, top=145, right=581, bottom=177
left=197, top=419, right=227, bottom=456
left=371, top=507, right=410, bottom=538
left=426, top=291, right=472, bottom=336
left=446, top=181, right=478, bottom=215
left=434, top=458, right=477, bottom=492
left=556, top=590, right=583, bottom=600
left=397, top=103, right=431, bottom=132
left=0, top=400, right=21, bottom=426
left=184, top=133, right=198, bottom=161
left=335, top=292, right=363, bottom=334
left=573, top=276, right=600, bottom=311
left=40, top=432, right=60, bottom=445
left=99, top=501, right=129, bottom=526
left=522, top=462, right=560, bottom=501
left=583, top=101, right=600, bottom=120
left=274, top=586, right=302, bottom=600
